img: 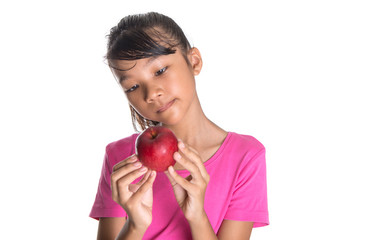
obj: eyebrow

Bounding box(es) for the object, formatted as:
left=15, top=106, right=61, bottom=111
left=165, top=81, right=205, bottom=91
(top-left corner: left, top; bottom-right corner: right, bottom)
left=118, top=56, right=161, bottom=83
left=119, top=75, right=128, bottom=83
left=145, top=55, right=160, bottom=66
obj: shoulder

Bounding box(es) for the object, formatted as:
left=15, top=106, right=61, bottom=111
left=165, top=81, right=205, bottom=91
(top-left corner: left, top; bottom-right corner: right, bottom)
left=106, top=133, right=139, bottom=153
left=223, top=133, right=267, bottom=184
left=105, top=133, right=140, bottom=166
left=209, top=132, right=266, bottom=172
left=221, top=132, right=267, bottom=172
left=227, top=132, right=265, bottom=154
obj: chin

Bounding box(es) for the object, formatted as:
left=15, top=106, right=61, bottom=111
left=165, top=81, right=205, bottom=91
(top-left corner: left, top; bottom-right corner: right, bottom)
left=159, top=112, right=184, bottom=126
left=159, top=117, right=181, bottom=127
left=141, top=102, right=187, bottom=126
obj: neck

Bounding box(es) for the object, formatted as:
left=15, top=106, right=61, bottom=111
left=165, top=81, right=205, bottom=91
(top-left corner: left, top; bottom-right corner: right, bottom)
left=162, top=97, right=225, bottom=149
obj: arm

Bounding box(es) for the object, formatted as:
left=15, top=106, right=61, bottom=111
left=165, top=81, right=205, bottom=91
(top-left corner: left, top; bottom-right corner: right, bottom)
left=98, top=217, right=151, bottom=240
left=188, top=211, right=217, bottom=240
left=187, top=212, right=253, bottom=240
left=97, top=217, right=126, bottom=240
left=217, top=220, right=253, bottom=240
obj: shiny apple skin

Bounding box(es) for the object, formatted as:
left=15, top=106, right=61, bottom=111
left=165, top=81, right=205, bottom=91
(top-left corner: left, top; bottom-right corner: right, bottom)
left=135, top=126, right=178, bottom=172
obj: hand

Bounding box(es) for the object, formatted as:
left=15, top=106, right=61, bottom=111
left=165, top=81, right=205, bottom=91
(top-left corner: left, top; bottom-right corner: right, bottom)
left=111, top=154, right=157, bottom=230
left=165, top=141, right=210, bottom=222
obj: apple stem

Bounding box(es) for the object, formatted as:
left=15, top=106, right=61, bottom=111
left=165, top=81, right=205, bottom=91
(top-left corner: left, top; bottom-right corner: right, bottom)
left=150, top=129, right=157, bottom=139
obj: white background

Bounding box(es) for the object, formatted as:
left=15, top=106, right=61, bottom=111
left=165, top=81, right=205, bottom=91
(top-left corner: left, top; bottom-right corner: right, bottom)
left=1, top=0, right=372, bottom=239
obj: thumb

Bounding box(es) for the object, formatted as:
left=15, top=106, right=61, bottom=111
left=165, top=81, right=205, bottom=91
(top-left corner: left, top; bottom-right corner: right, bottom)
left=165, top=166, right=177, bottom=186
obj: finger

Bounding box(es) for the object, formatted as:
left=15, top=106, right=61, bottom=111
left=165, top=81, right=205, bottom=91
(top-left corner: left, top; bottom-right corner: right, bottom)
left=113, top=154, right=138, bottom=172
left=167, top=166, right=193, bottom=192
left=164, top=170, right=177, bottom=187
left=173, top=151, right=202, bottom=182
left=178, top=141, right=209, bottom=181
left=115, top=166, right=148, bottom=202
left=186, top=145, right=199, bottom=155
left=174, top=141, right=205, bottom=182
left=128, top=170, right=151, bottom=192
left=112, top=159, right=138, bottom=202
left=111, top=165, right=148, bottom=203
left=137, top=169, right=152, bottom=186
left=111, top=160, right=143, bottom=188
left=131, top=170, right=156, bottom=202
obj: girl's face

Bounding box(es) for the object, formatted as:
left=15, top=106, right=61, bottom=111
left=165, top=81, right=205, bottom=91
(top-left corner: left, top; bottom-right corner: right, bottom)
left=110, top=48, right=202, bottom=126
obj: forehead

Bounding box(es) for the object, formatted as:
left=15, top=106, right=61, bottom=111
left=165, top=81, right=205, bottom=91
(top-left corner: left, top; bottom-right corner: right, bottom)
left=109, top=55, right=162, bottom=71
left=109, top=48, right=186, bottom=71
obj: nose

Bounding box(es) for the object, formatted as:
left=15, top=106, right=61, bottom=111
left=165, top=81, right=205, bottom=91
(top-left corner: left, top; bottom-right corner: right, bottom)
left=144, top=85, right=163, bottom=103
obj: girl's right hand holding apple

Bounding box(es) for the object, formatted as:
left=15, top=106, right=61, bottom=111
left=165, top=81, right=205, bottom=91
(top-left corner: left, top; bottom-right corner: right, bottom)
left=111, top=154, right=157, bottom=234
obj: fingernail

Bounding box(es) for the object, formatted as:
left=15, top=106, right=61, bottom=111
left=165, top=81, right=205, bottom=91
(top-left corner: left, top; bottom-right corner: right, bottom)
left=139, top=166, right=147, bottom=172
left=129, top=155, right=137, bottom=161
left=179, top=141, right=185, bottom=149
left=133, top=162, right=142, bottom=167
left=174, top=152, right=181, bottom=160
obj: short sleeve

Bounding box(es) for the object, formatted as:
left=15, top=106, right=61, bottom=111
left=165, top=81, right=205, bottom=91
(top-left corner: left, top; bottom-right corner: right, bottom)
left=224, top=148, right=269, bottom=227
left=89, top=148, right=127, bottom=220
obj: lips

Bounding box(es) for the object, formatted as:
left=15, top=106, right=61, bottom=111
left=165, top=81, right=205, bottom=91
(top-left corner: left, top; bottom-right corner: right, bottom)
left=157, top=99, right=176, bottom=113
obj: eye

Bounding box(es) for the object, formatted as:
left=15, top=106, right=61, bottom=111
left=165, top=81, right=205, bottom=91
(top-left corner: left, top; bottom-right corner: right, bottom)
left=125, top=84, right=139, bottom=93
left=155, top=67, right=167, bottom=76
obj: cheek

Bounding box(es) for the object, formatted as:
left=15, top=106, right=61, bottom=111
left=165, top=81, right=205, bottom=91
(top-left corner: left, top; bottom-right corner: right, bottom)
left=168, top=71, right=196, bottom=97
left=126, top=95, right=146, bottom=115
left=130, top=104, right=153, bottom=120
left=179, top=77, right=196, bottom=99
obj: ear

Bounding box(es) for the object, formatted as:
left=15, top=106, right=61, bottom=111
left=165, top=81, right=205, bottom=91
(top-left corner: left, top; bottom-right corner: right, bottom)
left=188, top=47, right=203, bottom=76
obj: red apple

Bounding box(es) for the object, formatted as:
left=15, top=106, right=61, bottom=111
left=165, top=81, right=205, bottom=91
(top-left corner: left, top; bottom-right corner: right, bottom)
left=135, top=126, right=178, bottom=172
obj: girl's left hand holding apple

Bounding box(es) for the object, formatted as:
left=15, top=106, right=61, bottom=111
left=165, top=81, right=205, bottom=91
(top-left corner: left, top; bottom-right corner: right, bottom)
left=165, top=140, right=210, bottom=222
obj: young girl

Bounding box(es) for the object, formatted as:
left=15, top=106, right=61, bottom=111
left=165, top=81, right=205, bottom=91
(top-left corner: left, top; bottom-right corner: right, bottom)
left=90, top=12, right=269, bottom=239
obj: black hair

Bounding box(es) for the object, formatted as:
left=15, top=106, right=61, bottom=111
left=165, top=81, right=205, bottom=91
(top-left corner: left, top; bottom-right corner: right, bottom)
left=107, top=12, right=191, bottom=62
left=106, top=12, right=192, bottom=131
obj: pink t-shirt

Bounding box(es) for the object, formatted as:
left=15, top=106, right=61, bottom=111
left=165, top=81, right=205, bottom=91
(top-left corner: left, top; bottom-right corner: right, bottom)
left=90, top=132, right=269, bottom=239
